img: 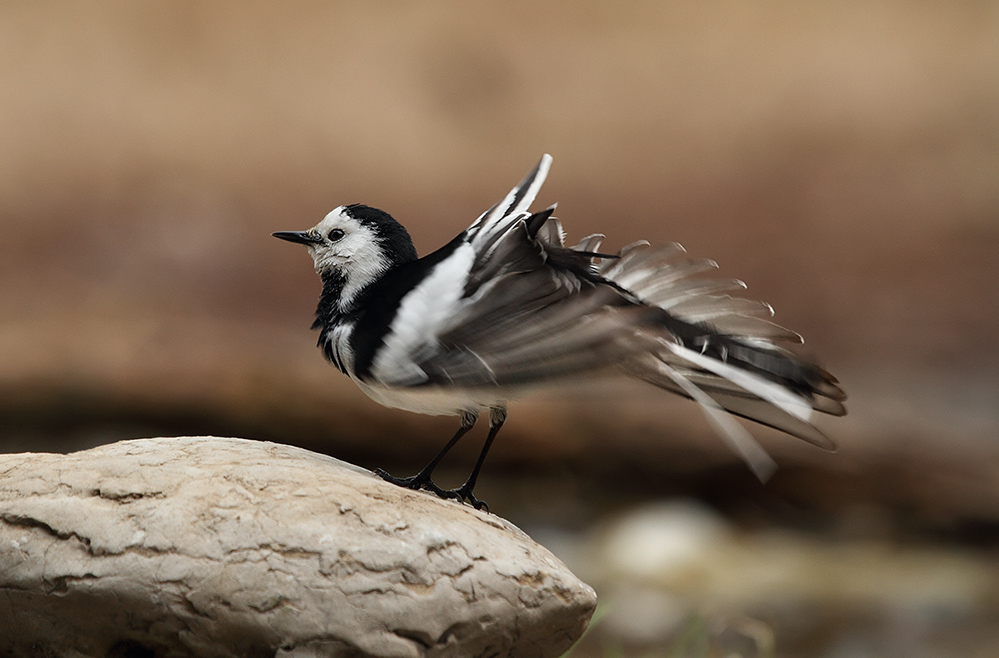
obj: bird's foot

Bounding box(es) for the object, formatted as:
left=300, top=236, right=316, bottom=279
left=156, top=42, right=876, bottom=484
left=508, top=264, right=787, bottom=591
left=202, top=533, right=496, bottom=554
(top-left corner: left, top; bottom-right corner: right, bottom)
left=374, top=468, right=488, bottom=510
left=374, top=468, right=457, bottom=500
left=446, top=483, right=489, bottom=512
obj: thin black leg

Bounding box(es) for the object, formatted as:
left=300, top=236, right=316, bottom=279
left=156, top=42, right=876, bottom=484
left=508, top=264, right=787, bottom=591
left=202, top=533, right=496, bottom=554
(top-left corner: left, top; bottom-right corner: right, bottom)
left=448, top=406, right=506, bottom=511
left=375, top=411, right=477, bottom=499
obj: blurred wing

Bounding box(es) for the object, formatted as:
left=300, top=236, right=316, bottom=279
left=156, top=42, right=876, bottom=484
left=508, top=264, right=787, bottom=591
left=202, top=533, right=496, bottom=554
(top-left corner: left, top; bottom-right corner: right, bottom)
left=368, top=155, right=645, bottom=389
left=603, top=241, right=846, bottom=452
left=425, top=218, right=651, bottom=387
left=421, top=154, right=680, bottom=386
left=373, top=154, right=846, bottom=477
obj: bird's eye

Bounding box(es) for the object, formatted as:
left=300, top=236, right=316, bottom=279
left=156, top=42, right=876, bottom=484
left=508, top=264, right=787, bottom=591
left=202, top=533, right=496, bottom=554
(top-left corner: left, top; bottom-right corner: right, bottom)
left=327, top=228, right=345, bottom=242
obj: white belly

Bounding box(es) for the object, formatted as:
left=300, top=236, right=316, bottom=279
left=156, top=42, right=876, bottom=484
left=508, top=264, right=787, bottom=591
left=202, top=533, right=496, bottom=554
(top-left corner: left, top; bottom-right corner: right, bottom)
left=355, top=379, right=511, bottom=417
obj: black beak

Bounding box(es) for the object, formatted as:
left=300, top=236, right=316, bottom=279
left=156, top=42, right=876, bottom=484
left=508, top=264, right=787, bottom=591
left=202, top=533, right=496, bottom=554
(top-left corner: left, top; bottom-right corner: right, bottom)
left=272, top=231, right=320, bottom=245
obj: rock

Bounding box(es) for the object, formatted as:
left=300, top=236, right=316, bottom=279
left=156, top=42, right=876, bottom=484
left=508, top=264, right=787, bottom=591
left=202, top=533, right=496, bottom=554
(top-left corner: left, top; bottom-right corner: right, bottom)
left=591, top=500, right=999, bottom=652
left=0, top=437, right=596, bottom=658
left=597, top=499, right=999, bottom=613
left=600, top=500, right=733, bottom=582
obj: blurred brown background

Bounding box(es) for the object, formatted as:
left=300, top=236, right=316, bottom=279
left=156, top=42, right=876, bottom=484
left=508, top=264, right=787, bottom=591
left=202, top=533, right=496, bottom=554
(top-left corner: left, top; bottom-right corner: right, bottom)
left=2, top=2, right=998, bottom=656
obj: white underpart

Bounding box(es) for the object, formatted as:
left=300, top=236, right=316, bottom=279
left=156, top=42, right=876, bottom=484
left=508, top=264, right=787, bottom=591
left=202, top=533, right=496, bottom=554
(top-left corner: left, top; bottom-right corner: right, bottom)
left=327, top=321, right=356, bottom=372
left=356, top=380, right=508, bottom=417
left=371, top=241, right=477, bottom=386
left=664, top=341, right=815, bottom=422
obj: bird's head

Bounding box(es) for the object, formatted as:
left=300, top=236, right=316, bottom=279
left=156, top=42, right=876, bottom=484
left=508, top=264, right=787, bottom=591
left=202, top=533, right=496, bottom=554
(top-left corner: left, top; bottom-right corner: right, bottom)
left=273, top=204, right=418, bottom=299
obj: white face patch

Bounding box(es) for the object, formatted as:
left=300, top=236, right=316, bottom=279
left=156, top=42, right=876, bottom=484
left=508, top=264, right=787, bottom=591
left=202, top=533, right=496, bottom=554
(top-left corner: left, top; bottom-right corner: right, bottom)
left=305, top=206, right=391, bottom=308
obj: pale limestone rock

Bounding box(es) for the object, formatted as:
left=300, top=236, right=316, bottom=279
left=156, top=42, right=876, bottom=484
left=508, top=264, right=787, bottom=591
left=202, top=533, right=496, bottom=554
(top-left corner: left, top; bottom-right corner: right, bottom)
left=0, top=437, right=595, bottom=658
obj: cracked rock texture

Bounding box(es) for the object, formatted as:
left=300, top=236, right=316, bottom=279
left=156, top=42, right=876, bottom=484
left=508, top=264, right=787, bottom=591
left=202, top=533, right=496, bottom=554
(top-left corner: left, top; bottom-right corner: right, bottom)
left=0, top=437, right=596, bottom=658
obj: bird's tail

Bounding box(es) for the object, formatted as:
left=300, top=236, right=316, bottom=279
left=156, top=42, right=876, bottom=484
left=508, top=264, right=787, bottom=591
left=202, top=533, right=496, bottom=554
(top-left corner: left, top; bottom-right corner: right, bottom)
left=584, top=237, right=846, bottom=479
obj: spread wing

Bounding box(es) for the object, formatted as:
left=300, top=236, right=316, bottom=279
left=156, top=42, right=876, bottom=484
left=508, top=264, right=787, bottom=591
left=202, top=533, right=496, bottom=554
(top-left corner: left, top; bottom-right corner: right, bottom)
left=375, top=155, right=846, bottom=478
left=415, top=154, right=656, bottom=387
left=429, top=220, right=653, bottom=387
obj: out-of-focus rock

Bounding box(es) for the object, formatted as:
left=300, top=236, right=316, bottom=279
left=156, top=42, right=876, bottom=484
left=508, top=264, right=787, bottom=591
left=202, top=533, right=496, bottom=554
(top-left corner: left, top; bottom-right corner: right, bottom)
left=599, top=500, right=999, bottom=610
left=601, top=500, right=734, bottom=581
left=0, top=437, right=596, bottom=658
left=593, top=500, right=999, bottom=655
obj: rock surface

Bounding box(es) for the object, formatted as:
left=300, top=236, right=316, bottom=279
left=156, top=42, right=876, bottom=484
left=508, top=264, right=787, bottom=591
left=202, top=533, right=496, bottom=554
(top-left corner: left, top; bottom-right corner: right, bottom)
left=0, top=437, right=596, bottom=658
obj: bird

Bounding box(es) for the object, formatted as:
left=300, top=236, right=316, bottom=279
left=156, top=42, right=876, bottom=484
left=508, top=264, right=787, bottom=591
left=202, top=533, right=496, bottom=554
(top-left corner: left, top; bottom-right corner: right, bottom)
left=273, top=154, right=846, bottom=510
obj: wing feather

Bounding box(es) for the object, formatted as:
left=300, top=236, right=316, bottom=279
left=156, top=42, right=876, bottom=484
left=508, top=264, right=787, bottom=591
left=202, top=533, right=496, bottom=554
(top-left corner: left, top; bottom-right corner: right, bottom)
left=381, top=154, right=845, bottom=474
left=467, top=154, right=552, bottom=243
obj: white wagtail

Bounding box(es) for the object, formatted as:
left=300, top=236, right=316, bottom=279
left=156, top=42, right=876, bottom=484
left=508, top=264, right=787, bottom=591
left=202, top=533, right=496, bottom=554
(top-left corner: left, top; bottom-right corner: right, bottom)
left=274, top=155, right=846, bottom=509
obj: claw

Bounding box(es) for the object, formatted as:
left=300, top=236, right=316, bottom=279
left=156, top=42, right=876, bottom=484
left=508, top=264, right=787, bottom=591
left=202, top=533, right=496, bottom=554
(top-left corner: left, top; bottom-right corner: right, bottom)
left=375, top=468, right=489, bottom=510
left=374, top=468, right=458, bottom=500
left=374, top=467, right=420, bottom=488
left=447, top=484, right=489, bottom=512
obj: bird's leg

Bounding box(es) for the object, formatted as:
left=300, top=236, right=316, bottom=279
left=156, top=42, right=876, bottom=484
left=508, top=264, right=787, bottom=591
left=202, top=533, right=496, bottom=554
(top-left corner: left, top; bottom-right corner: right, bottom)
left=375, top=410, right=477, bottom=499
left=448, top=406, right=507, bottom=511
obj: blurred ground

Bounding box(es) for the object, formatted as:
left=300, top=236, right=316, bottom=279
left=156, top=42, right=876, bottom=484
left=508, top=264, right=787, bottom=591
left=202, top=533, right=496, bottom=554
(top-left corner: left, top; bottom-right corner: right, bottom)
left=1, top=2, right=998, bottom=656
